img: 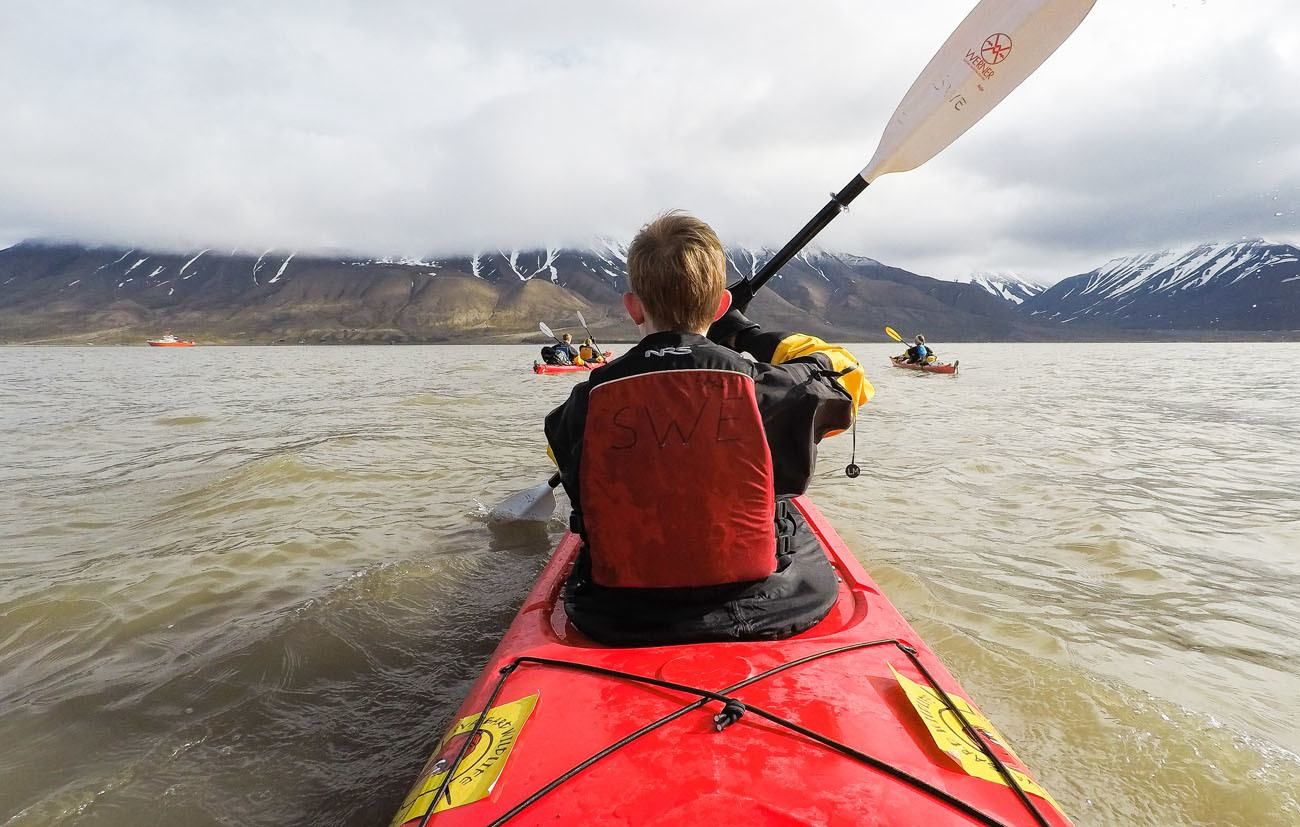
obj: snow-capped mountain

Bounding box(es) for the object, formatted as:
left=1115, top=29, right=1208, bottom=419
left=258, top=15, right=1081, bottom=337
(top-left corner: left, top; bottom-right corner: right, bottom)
left=6, top=236, right=1295, bottom=342
left=0, top=240, right=1030, bottom=343
left=961, top=271, right=1045, bottom=305
left=1021, top=239, right=1300, bottom=330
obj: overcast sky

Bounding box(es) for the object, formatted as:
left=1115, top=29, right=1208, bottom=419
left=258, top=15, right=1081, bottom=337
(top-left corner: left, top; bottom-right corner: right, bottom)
left=2, top=0, right=1297, bottom=283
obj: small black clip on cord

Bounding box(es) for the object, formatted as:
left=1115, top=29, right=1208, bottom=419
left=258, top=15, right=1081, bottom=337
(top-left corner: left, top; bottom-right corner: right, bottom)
left=713, top=699, right=746, bottom=732
left=826, top=364, right=861, bottom=479
left=845, top=413, right=860, bottom=479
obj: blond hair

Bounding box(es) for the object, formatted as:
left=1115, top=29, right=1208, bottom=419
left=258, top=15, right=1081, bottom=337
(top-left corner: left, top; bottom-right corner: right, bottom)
left=626, top=212, right=725, bottom=332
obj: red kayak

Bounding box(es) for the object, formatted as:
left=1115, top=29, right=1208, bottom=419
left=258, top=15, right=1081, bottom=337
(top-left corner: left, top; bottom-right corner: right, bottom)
left=891, top=356, right=959, bottom=375
left=392, top=497, right=1068, bottom=826
left=533, top=352, right=613, bottom=375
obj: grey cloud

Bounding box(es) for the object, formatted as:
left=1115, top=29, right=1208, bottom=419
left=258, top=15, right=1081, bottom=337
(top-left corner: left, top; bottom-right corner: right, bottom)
left=1, top=0, right=1297, bottom=284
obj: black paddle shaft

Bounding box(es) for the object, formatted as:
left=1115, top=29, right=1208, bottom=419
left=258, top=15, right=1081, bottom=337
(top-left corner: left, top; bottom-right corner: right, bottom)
left=731, top=173, right=870, bottom=312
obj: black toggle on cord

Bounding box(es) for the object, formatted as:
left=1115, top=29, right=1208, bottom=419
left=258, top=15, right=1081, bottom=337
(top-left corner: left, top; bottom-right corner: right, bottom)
left=712, top=699, right=746, bottom=732
left=818, top=363, right=863, bottom=479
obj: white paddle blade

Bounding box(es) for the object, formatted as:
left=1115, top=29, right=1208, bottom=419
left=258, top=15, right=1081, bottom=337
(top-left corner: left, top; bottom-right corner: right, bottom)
left=539, top=322, right=556, bottom=339
left=577, top=311, right=587, bottom=327
left=861, top=0, right=1097, bottom=182
left=487, top=481, right=557, bottom=524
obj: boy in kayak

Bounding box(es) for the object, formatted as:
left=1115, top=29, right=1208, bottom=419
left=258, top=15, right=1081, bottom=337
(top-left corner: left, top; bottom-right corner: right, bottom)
left=541, top=333, right=582, bottom=366
left=545, top=212, right=873, bottom=645
left=902, top=334, right=934, bottom=364
left=577, top=337, right=606, bottom=364
left=557, top=333, right=582, bottom=364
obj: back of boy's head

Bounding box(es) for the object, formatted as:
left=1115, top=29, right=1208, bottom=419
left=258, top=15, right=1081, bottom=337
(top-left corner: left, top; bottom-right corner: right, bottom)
left=562, top=333, right=572, bottom=342
left=627, top=212, right=725, bottom=332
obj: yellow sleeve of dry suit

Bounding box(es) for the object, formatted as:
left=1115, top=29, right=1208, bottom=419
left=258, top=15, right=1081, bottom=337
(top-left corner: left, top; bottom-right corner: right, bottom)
left=770, top=333, right=875, bottom=415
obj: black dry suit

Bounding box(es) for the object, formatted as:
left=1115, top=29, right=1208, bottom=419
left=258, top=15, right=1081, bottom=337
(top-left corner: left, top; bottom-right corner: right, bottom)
left=544, top=328, right=873, bottom=645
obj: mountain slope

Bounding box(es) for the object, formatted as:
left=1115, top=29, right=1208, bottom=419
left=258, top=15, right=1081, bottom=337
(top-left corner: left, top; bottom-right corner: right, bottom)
left=0, top=241, right=1057, bottom=344
left=1022, top=240, right=1300, bottom=331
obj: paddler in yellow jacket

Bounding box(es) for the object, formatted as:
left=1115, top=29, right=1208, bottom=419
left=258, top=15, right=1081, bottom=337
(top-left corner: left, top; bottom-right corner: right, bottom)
left=544, top=211, right=873, bottom=645
left=577, top=337, right=606, bottom=364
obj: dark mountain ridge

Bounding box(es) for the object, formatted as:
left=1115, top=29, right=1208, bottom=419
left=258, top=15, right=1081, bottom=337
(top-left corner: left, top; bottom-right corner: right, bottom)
left=3, top=238, right=1297, bottom=344
left=1021, top=240, right=1300, bottom=332
left=0, top=241, right=1055, bottom=344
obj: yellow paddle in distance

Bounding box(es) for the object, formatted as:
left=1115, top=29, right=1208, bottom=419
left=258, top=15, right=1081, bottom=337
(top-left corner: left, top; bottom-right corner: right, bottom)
left=885, top=326, right=904, bottom=343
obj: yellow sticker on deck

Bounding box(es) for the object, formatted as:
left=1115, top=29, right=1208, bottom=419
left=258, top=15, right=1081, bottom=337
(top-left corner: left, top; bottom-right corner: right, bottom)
left=390, top=693, right=539, bottom=826
left=889, top=665, right=1062, bottom=813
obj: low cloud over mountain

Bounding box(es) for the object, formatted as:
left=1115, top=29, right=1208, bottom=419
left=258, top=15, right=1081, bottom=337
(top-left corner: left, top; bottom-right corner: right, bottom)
left=3, top=237, right=1297, bottom=344
left=0, top=241, right=1041, bottom=344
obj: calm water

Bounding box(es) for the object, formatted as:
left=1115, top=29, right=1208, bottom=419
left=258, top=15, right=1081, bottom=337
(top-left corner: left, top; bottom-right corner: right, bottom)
left=2, top=343, right=1298, bottom=826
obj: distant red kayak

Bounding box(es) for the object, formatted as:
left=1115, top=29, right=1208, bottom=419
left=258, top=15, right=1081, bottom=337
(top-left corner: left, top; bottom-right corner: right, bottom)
left=533, top=352, right=613, bottom=374
left=147, top=334, right=195, bottom=347
left=891, top=356, right=958, bottom=375
left=392, top=496, right=1067, bottom=826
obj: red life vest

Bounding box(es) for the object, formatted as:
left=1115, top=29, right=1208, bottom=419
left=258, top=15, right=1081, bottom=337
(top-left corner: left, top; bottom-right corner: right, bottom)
left=579, top=369, right=777, bottom=589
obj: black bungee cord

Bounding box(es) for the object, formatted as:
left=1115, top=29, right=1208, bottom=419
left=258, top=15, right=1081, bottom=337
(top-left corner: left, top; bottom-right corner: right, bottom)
left=414, top=638, right=1052, bottom=827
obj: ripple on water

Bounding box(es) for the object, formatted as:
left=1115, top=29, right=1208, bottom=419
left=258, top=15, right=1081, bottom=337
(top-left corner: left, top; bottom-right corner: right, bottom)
left=2, top=343, right=1300, bottom=826
left=906, top=619, right=1300, bottom=827
left=153, top=415, right=214, bottom=426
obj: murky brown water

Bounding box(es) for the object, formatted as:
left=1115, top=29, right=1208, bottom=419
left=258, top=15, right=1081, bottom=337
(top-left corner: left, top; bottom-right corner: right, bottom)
left=2, top=343, right=1298, bottom=826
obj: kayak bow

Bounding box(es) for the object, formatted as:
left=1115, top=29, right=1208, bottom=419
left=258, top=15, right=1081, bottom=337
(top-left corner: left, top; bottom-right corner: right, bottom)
left=391, top=497, right=1066, bottom=826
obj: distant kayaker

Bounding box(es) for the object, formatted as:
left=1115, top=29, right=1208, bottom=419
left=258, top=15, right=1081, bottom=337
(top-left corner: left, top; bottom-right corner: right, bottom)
left=903, top=334, right=933, bottom=364
left=577, top=338, right=605, bottom=364
left=540, top=333, right=582, bottom=366
left=557, top=333, right=581, bottom=363
left=545, top=211, right=874, bottom=645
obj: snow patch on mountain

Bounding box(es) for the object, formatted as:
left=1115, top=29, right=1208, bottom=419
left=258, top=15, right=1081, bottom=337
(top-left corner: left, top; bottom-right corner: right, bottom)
left=961, top=271, right=1044, bottom=305
left=373, top=255, right=438, bottom=267
left=796, top=250, right=831, bottom=282
left=94, top=249, right=134, bottom=274
left=269, top=253, right=294, bottom=284
left=831, top=253, right=883, bottom=268
left=595, top=237, right=628, bottom=266
left=1074, top=239, right=1290, bottom=299
left=253, top=249, right=272, bottom=285
left=180, top=249, right=208, bottom=276
left=537, top=247, right=560, bottom=283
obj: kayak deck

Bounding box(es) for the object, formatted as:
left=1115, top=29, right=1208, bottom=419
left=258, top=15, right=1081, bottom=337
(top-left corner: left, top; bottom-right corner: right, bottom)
left=393, top=497, right=1065, bottom=826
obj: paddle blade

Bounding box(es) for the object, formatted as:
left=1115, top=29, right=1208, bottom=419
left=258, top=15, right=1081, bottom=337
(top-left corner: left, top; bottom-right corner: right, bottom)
left=861, top=0, right=1096, bottom=182
left=885, top=326, right=904, bottom=343
left=539, top=322, right=556, bottom=340
left=487, top=480, right=557, bottom=524
left=576, top=311, right=587, bottom=328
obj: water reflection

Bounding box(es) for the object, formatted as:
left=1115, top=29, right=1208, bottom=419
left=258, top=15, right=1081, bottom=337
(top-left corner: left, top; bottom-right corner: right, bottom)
left=1, top=343, right=1298, bottom=826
